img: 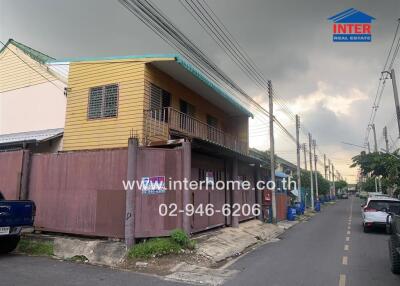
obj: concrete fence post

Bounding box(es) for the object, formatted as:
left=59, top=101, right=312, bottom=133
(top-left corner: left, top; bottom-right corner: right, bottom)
left=231, top=157, right=239, bottom=228
left=255, top=164, right=263, bottom=221
left=19, top=150, right=31, bottom=200
left=125, top=137, right=138, bottom=249
left=182, top=141, right=191, bottom=234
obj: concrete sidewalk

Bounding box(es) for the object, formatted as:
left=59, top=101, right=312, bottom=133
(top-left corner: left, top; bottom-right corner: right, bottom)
left=194, top=219, right=297, bottom=263
left=166, top=219, right=299, bottom=285
left=23, top=218, right=301, bottom=268
left=22, top=234, right=126, bottom=267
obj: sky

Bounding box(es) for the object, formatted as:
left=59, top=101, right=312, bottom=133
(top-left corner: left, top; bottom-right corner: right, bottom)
left=1, top=0, right=400, bottom=183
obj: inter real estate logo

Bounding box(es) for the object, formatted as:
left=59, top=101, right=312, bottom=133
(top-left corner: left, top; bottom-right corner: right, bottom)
left=328, top=8, right=375, bottom=42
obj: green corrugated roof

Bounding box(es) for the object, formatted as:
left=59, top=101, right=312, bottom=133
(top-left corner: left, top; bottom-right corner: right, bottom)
left=0, top=39, right=55, bottom=64
left=175, top=55, right=253, bottom=117
left=46, top=53, right=177, bottom=63
left=0, top=39, right=252, bottom=117
left=49, top=53, right=253, bottom=117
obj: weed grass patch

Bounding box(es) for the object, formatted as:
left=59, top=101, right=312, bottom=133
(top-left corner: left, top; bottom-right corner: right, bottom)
left=17, top=239, right=54, bottom=256
left=128, top=229, right=196, bottom=259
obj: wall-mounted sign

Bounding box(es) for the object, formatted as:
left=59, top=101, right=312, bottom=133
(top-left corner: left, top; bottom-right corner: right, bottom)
left=205, top=171, right=214, bottom=185
left=141, top=176, right=166, bottom=195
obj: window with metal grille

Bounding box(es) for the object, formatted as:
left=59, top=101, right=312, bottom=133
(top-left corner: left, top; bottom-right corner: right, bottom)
left=88, top=84, right=119, bottom=119
left=206, top=115, right=218, bottom=128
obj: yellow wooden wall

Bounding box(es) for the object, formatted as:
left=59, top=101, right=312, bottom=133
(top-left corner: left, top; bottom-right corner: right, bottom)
left=62, top=59, right=249, bottom=151
left=0, top=43, right=56, bottom=93
left=62, top=60, right=147, bottom=151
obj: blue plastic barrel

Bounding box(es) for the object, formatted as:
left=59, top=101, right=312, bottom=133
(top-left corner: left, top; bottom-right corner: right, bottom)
left=295, top=202, right=302, bottom=215
left=315, top=201, right=321, bottom=212
left=300, top=202, right=305, bottom=214
left=287, top=207, right=297, bottom=221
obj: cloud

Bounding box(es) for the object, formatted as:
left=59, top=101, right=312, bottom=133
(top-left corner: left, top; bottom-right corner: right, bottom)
left=2, top=0, right=399, bottom=183
left=293, top=81, right=368, bottom=116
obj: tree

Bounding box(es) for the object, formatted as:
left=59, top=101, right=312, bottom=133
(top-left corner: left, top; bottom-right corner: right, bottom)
left=294, top=170, right=333, bottom=196
left=351, top=150, right=400, bottom=193
left=335, top=180, right=348, bottom=190
left=359, top=177, right=377, bottom=193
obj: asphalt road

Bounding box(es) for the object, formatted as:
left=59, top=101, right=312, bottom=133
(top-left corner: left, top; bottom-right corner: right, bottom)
left=0, top=255, right=182, bottom=286
left=226, top=197, right=400, bottom=286
left=1, top=197, right=399, bottom=286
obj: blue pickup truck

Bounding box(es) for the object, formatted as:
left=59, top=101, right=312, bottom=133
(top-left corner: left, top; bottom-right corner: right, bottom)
left=0, top=192, right=36, bottom=254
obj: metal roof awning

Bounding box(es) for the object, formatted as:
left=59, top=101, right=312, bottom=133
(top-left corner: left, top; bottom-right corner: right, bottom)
left=190, top=138, right=263, bottom=164
left=0, top=128, right=63, bottom=146
left=151, top=57, right=253, bottom=118
left=275, top=171, right=289, bottom=178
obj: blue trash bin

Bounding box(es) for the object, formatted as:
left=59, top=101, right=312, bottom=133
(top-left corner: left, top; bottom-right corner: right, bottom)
left=287, top=207, right=297, bottom=221
left=295, top=202, right=302, bottom=215
left=315, top=201, right=321, bottom=212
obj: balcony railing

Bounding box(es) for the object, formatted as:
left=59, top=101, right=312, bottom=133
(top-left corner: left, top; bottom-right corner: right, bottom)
left=144, top=107, right=248, bottom=154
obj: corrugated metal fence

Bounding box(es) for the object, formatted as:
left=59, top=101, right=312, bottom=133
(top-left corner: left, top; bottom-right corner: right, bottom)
left=0, top=147, right=263, bottom=239
left=29, top=149, right=128, bottom=238
left=0, top=150, right=24, bottom=200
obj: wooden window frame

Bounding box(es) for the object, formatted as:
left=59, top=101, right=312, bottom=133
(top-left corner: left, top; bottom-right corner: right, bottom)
left=149, top=83, right=171, bottom=122
left=87, top=83, right=119, bottom=120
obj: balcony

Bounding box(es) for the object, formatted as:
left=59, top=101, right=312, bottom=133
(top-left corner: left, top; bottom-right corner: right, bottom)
left=144, top=107, right=248, bottom=154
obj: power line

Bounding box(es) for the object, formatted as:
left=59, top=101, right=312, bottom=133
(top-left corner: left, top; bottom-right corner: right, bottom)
left=364, top=19, right=400, bottom=145
left=119, top=0, right=341, bottom=176
left=119, top=0, right=298, bottom=147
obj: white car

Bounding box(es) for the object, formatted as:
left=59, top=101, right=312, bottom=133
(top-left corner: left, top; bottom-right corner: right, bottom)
left=361, top=196, right=400, bottom=232
left=368, top=192, right=385, bottom=198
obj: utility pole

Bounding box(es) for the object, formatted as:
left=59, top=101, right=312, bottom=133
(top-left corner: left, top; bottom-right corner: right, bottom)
left=378, top=177, right=382, bottom=193
left=375, top=177, right=379, bottom=193
left=370, top=123, right=378, bottom=153
left=383, top=68, right=400, bottom=137
left=313, top=140, right=319, bottom=200
left=323, top=154, right=327, bottom=179
left=332, top=165, right=336, bottom=197
left=308, top=133, right=314, bottom=209
left=391, top=69, right=400, bottom=137
left=303, top=143, right=308, bottom=170
left=328, top=159, right=332, bottom=198
left=367, top=141, right=371, bottom=153
left=296, top=115, right=302, bottom=203
left=328, top=159, right=331, bottom=180
left=268, top=81, right=277, bottom=223
left=383, top=126, right=389, bottom=153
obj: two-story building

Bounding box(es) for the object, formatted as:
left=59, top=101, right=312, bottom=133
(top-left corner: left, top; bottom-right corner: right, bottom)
left=0, top=39, right=66, bottom=152
left=58, top=54, right=265, bottom=233
left=60, top=54, right=250, bottom=153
